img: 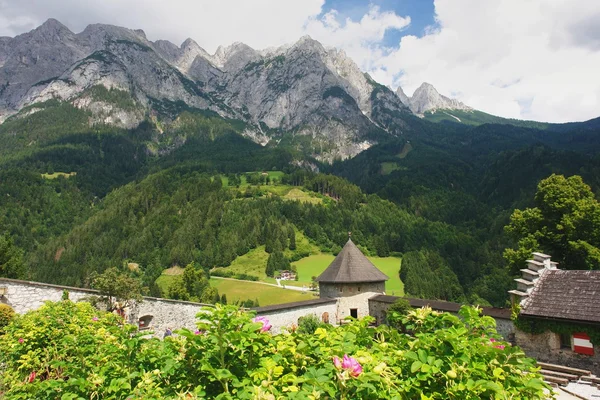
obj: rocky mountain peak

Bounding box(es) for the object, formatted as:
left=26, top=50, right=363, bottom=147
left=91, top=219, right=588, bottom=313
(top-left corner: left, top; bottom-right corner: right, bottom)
left=181, top=38, right=201, bottom=51
left=31, top=18, right=74, bottom=42
left=395, top=86, right=410, bottom=106
left=290, top=35, right=326, bottom=55
left=176, top=38, right=210, bottom=72
left=78, top=23, right=148, bottom=49
left=405, top=82, right=471, bottom=115
left=212, top=42, right=259, bottom=70
left=133, top=29, right=147, bottom=40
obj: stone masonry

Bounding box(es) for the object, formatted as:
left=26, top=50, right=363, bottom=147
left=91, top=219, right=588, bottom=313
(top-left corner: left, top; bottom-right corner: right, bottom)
left=0, top=278, right=210, bottom=335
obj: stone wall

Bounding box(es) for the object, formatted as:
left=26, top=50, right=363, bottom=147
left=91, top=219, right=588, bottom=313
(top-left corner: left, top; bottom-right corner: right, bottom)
left=368, top=296, right=392, bottom=326
left=132, top=297, right=210, bottom=335
left=0, top=278, right=210, bottom=336
left=320, top=282, right=385, bottom=323
left=254, top=299, right=338, bottom=334
left=0, top=278, right=98, bottom=314
left=515, top=330, right=600, bottom=375
left=368, top=296, right=515, bottom=340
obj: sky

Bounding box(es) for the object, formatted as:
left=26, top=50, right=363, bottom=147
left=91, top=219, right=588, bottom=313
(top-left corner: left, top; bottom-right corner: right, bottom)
left=0, top=0, right=599, bottom=123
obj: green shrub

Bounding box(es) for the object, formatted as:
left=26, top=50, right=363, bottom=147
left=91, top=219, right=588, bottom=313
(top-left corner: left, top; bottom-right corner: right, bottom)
left=0, top=302, right=550, bottom=399
left=297, top=313, right=327, bottom=334
left=385, top=297, right=411, bottom=331
left=0, top=303, right=15, bottom=333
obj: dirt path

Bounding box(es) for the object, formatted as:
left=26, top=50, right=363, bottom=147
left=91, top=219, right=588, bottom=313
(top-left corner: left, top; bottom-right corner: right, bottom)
left=210, top=276, right=312, bottom=292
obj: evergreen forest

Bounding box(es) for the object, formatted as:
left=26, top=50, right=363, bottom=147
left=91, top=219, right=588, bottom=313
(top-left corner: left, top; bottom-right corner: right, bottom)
left=2, top=98, right=600, bottom=307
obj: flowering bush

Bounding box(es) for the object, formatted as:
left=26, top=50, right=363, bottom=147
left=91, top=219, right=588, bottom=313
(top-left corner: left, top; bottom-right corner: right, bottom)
left=0, top=303, right=15, bottom=333
left=253, top=315, right=272, bottom=332
left=0, top=302, right=550, bottom=399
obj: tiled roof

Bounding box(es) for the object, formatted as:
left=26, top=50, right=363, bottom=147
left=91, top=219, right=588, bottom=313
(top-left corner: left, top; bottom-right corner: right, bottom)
left=316, top=239, right=389, bottom=283
left=369, top=295, right=511, bottom=319
left=521, top=270, right=600, bottom=324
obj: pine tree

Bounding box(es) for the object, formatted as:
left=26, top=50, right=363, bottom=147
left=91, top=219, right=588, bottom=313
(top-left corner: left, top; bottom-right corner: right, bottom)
left=265, top=254, right=276, bottom=277
left=288, top=226, right=296, bottom=250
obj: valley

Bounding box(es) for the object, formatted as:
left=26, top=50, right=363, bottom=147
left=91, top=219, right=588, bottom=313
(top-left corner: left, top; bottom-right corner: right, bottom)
left=0, top=19, right=599, bottom=311
left=1, top=11, right=600, bottom=399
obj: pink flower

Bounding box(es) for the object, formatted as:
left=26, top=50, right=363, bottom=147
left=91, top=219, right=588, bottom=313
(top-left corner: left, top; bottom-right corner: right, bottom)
left=18, top=338, right=24, bottom=343
left=489, top=338, right=506, bottom=350
left=253, top=316, right=272, bottom=332
left=333, top=354, right=362, bottom=377
left=333, top=356, right=342, bottom=369
left=194, top=330, right=204, bottom=335
left=92, top=317, right=99, bottom=321
left=28, top=371, right=36, bottom=383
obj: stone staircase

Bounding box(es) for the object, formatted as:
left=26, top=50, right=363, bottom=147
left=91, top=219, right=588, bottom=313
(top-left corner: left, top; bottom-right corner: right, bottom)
left=508, top=252, right=558, bottom=305
left=538, top=361, right=600, bottom=391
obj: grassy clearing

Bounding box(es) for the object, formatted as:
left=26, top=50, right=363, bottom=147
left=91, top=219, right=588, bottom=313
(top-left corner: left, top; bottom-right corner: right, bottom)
left=163, top=266, right=184, bottom=276
left=210, top=278, right=315, bottom=306
left=370, top=257, right=404, bottom=295
left=212, top=231, right=320, bottom=282
left=292, top=253, right=335, bottom=284
left=155, top=274, right=178, bottom=294
left=155, top=270, right=314, bottom=306
left=380, top=162, right=401, bottom=175
left=291, top=254, right=404, bottom=295
left=41, top=172, right=76, bottom=179
left=220, top=171, right=285, bottom=188
left=213, top=246, right=270, bottom=280
left=283, top=188, right=323, bottom=204
left=396, top=142, right=413, bottom=159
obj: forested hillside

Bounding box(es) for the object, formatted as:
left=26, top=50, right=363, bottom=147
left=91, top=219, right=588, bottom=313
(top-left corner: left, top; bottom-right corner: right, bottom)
left=1, top=94, right=600, bottom=308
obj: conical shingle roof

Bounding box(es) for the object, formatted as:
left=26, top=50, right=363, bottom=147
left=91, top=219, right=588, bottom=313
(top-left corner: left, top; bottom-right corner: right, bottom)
left=316, top=239, right=389, bottom=283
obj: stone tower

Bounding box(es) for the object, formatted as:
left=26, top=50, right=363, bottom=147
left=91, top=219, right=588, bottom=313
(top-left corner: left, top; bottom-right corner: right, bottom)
left=316, top=238, right=388, bottom=323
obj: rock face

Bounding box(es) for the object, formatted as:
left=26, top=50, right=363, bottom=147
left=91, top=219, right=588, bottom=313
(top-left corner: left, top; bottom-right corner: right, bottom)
left=0, top=19, right=415, bottom=160
left=398, top=82, right=472, bottom=115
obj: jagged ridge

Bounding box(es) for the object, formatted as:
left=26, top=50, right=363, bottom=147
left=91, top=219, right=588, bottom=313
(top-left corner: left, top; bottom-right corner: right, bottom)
left=0, top=19, right=416, bottom=161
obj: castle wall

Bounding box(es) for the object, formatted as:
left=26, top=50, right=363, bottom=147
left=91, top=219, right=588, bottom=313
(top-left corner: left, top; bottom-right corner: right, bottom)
left=320, top=281, right=385, bottom=323
left=254, top=299, right=338, bottom=334
left=0, top=278, right=210, bottom=336
left=0, top=278, right=96, bottom=314
left=515, top=330, right=600, bottom=375
left=368, top=295, right=515, bottom=340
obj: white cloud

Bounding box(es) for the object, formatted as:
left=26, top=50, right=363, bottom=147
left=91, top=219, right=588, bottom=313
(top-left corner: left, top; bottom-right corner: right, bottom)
left=0, top=0, right=325, bottom=52
left=304, top=6, right=410, bottom=71
left=1, top=0, right=599, bottom=122
left=375, top=0, right=600, bottom=122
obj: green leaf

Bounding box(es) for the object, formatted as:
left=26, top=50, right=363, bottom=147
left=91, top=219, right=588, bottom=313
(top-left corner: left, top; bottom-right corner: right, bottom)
left=411, top=361, right=423, bottom=373
left=418, top=349, right=428, bottom=364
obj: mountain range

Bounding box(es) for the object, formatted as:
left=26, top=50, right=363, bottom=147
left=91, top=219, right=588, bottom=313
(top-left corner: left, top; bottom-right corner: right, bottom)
left=0, top=18, right=523, bottom=162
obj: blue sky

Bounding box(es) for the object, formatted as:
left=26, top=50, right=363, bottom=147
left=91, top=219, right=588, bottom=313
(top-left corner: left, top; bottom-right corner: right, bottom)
left=321, top=0, right=436, bottom=46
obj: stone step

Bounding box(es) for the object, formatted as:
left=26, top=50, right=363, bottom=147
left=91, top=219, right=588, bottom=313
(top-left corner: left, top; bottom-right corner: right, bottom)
left=515, top=278, right=534, bottom=292
left=537, top=362, right=591, bottom=377
left=526, top=259, right=546, bottom=272
left=508, top=289, right=529, bottom=298
left=542, top=375, right=569, bottom=386
left=515, top=278, right=535, bottom=286
left=580, top=375, right=600, bottom=384
left=520, top=268, right=539, bottom=278
left=539, top=369, right=579, bottom=381
left=532, top=252, right=551, bottom=263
